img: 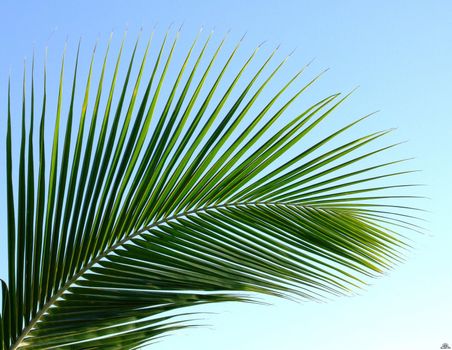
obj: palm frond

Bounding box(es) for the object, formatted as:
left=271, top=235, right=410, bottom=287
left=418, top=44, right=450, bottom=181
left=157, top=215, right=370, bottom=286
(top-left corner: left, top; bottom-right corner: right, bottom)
left=1, top=31, right=420, bottom=349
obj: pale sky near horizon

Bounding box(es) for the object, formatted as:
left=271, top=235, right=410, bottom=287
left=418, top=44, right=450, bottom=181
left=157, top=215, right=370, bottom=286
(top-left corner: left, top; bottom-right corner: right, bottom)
left=1, top=1, right=452, bottom=350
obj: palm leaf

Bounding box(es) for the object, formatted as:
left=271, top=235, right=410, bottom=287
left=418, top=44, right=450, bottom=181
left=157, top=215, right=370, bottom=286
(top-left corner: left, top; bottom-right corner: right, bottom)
left=1, top=31, right=420, bottom=349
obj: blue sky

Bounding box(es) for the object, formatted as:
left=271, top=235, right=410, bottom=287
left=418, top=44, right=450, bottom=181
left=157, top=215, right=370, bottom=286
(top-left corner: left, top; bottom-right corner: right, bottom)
left=0, top=1, right=451, bottom=349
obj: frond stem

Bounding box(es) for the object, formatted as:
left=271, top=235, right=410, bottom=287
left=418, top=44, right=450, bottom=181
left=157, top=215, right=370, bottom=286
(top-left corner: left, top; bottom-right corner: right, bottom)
left=11, top=200, right=304, bottom=349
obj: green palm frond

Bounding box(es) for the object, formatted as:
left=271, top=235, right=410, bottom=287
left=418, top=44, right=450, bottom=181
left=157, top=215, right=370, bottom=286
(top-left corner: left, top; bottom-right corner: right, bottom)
left=1, top=31, right=420, bottom=349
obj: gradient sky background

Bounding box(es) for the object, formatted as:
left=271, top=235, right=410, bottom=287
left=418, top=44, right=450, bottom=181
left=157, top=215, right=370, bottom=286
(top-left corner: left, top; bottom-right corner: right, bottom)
left=0, top=1, right=451, bottom=349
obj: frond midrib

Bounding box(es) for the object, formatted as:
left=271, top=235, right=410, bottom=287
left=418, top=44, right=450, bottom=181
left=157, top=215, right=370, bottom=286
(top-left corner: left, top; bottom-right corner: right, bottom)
left=11, top=200, right=313, bottom=349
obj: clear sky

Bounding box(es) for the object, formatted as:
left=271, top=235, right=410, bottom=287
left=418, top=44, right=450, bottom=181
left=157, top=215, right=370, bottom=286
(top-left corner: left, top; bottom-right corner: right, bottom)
left=0, top=1, right=451, bottom=349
